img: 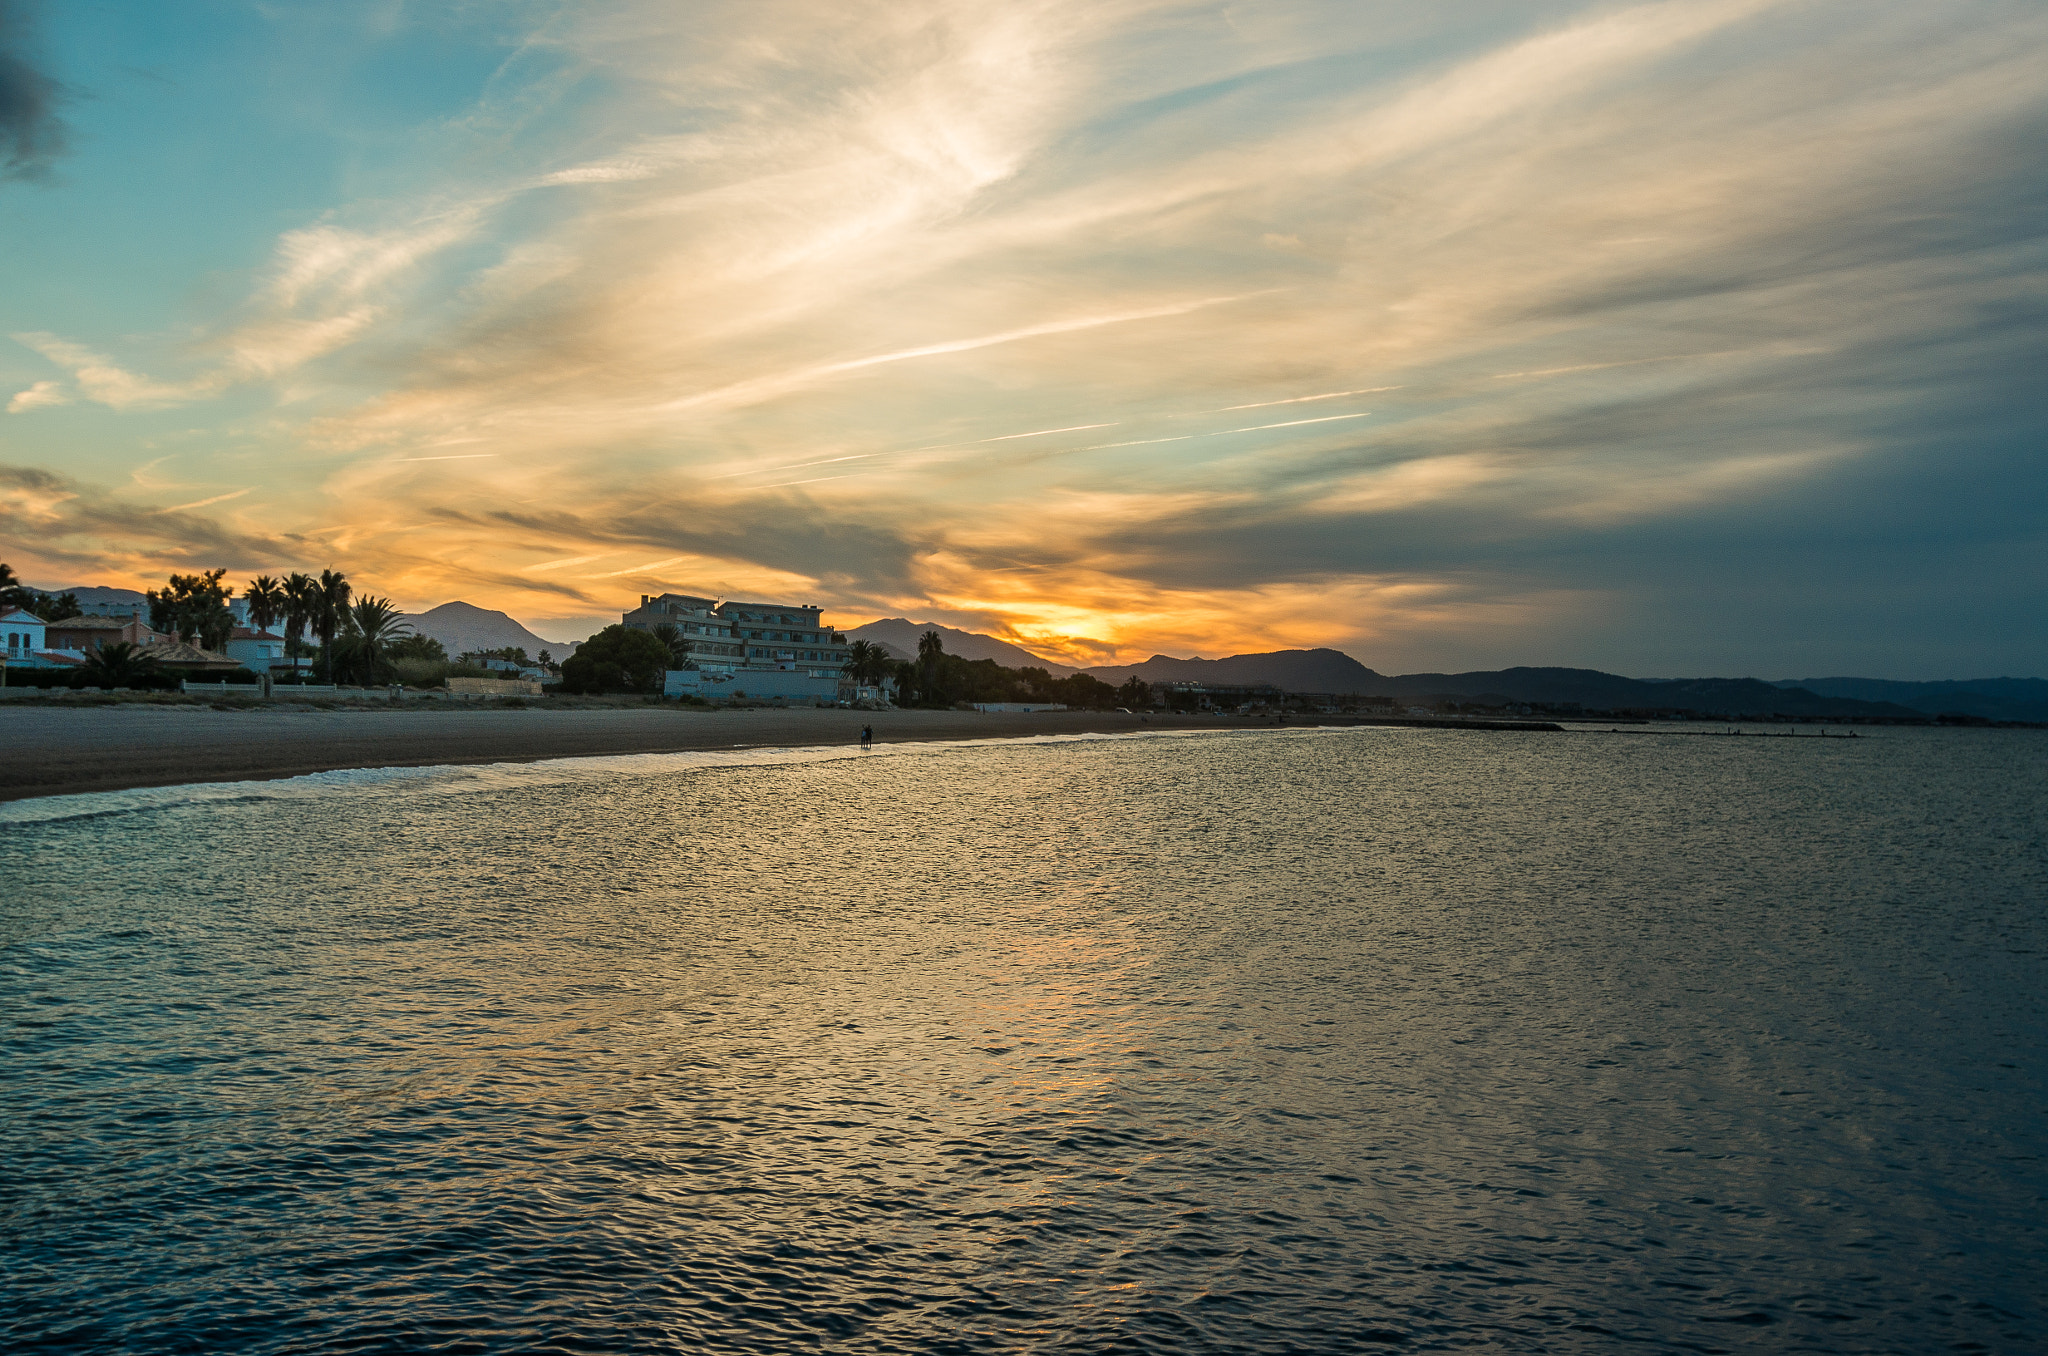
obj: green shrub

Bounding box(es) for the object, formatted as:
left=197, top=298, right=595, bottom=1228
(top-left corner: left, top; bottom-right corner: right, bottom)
left=392, top=657, right=448, bottom=687
left=559, top=626, right=669, bottom=694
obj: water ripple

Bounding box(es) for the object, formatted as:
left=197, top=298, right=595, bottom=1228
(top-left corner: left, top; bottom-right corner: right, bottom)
left=2, top=726, right=2044, bottom=1352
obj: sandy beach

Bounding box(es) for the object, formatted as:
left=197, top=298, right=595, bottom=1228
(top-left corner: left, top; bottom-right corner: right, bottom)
left=0, top=704, right=1260, bottom=803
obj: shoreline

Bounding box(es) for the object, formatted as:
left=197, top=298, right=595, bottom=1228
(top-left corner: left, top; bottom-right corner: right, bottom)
left=0, top=704, right=1578, bottom=805
left=0, top=706, right=1245, bottom=804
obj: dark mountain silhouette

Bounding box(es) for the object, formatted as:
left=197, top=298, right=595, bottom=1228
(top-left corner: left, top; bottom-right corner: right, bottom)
left=1085, top=648, right=1382, bottom=691
left=1361, top=668, right=1924, bottom=719
left=870, top=625, right=2026, bottom=719
left=404, top=601, right=577, bottom=659
left=846, top=619, right=1075, bottom=675
left=1082, top=653, right=1931, bottom=719
left=52, top=585, right=148, bottom=611
left=1774, top=676, right=2048, bottom=723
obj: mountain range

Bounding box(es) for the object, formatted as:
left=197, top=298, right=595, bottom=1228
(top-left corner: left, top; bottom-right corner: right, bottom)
left=404, top=601, right=576, bottom=659
left=1084, top=648, right=1378, bottom=691
left=54, top=586, right=148, bottom=609
left=1772, top=676, right=2048, bottom=724
left=844, top=618, right=1077, bottom=675
left=857, top=624, right=2045, bottom=721
left=1080, top=650, right=1924, bottom=718
left=34, top=589, right=2045, bottom=719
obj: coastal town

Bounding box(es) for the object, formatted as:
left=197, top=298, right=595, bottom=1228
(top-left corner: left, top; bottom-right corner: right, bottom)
left=1, top=567, right=872, bottom=701
left=3, top=563, right=2042, bottom=726
left=0, top=565, right=1139, bottom=711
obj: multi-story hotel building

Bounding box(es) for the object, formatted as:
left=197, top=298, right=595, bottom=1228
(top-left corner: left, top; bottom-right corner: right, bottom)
left=621, top=592, right=851, bottom=684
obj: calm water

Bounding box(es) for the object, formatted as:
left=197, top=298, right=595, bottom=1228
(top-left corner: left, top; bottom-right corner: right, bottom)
left=2, top=725, right=2043, bottom=1353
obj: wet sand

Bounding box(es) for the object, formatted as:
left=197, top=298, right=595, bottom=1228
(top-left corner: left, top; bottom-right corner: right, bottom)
left=0, top=705, right=1248, bottom=803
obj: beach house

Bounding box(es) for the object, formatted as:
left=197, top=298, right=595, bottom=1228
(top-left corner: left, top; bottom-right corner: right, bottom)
left=1, top=608, right=50, bottom=668
left=44, top=614, right=171, bottom=658
left=223, top=626, right=288, bottom=670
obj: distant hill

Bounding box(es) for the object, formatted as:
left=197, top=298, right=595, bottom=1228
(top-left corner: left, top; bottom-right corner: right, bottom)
left=849, top=626, right=1975, bottom=720
left=1084, top=648, right=1384, bottom=691
left=51, top=585, right=149, bottom=612
left=1317, top=665, right=1924, bottom=719
left=846, top=619, right=1074, bottom=675
left=1774, top=676, right=2048, bottom=723
left=405, top=601, right=577, bottom=659
left=1076, top=652, right=1935, bottom=719
left=55, top=579, right=2029, bottom=720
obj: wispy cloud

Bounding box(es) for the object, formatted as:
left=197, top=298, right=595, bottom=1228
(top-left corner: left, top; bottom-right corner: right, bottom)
left=13, top=332, right=211, bottom=409
left=3, top=0, right=2044, bottom=674
left=6, top=378, right=67, bottom=412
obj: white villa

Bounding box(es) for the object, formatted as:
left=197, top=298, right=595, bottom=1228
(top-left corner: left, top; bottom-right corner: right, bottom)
left=1, top=608, right=50, bottom=668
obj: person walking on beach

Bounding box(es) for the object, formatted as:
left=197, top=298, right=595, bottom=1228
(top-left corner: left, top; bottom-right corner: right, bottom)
left=860, top=724, right=873, bottom=750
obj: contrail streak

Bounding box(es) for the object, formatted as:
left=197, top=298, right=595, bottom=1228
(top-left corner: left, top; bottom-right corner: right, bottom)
left=710, top=424, right=1106, bottom=483
left=1490, top=352, right=1743, bottom=379
left=1070, top=412, right=1372, bottom=455
left=977, top=423, right=1116, bottom=442
left=1220, top=412, right=1375, bottom=434
left=159, top=489, right=250, bottom=513
left=747, top=473, right=864, bottom=491
left=590, top=555, right=693, bottom=578
left=656, top=292, right=1265, bottom=414
left=1213, top=387, right=1401, bottom=411
left=1077, top=434, right=1197, bottom=452
left=525, top=554, right=609, bottom=573
left=711, top=453, right=880, bottom=480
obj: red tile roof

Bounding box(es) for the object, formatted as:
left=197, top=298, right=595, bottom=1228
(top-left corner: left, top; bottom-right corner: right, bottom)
left=139, top=641, right=240, bottom=669
left=46, top=616, right=142, bottom=634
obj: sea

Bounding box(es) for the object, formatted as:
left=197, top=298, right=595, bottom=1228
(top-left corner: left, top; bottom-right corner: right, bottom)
left=2, top=724, right=2042, bottom=1354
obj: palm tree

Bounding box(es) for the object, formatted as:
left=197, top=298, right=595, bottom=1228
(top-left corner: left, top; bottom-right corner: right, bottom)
left=843, top=639, right=890, bottom=688
left=650, top=623, right=693, bottom=669
left=80, top=640, right=159, bottom=690
left=282, top=572, right=316, bottom=656
left=916, top=629, right=944, bottom=706
left=893, top=657, right=920, bottom=706
left=313, top=569, right=351, bottom=679
left=245, top=575, right=284, bottom=634
left=348, top=596, right=410, bottom=684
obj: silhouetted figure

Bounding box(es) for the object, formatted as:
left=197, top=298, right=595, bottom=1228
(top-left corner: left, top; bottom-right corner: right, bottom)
left=860, top=724, right=873, bottom=750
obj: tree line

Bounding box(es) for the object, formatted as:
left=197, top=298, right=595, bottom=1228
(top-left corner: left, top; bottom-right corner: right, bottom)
left=557, top=622, right=1148, bottom=707
left=861, top=631, right=1148, bottom=709
left=0, top=561, right=455, bottom=687
left=0, top=563, right=82, bottom=622
left=143, top=568, right=430, bottom=684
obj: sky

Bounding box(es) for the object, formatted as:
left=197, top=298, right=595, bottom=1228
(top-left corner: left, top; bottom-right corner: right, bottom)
left=1, top=0, right=2043, bottom=678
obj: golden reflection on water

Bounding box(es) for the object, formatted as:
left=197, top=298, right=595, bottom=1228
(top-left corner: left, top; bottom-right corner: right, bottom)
left=1, top=727, right=2043, bottom=1353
